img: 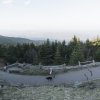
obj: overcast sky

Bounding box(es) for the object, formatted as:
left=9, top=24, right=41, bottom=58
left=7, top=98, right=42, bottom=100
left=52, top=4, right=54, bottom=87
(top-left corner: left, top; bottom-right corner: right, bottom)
left=0, top=0, right=100, bottom=40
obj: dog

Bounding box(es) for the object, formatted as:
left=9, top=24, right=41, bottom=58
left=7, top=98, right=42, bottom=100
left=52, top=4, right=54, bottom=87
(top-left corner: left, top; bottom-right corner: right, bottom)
left=46, top=76, right=52, bottom=81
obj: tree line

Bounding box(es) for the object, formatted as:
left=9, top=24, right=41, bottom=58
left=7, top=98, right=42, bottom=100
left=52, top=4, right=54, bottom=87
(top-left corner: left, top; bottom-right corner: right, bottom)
left=0, top=36, right=100, bottom=65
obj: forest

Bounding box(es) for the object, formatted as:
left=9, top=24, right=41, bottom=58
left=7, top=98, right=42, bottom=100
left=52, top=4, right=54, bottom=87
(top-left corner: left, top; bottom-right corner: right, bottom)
left=0, top=36, right=100, bottom=66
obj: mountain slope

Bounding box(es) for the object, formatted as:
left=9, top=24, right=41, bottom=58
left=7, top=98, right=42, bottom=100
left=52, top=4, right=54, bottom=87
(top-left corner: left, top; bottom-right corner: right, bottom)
left=0, top=35, right=44, bottom=45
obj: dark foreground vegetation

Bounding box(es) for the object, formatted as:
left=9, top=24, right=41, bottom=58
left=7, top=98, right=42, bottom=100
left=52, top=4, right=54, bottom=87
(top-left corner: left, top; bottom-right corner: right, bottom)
left=0, top=36, right=100, bottom=66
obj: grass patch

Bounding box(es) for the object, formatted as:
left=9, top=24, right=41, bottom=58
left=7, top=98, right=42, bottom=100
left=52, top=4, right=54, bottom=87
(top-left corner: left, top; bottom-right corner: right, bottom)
left=1, top=85, right=100, bottom=100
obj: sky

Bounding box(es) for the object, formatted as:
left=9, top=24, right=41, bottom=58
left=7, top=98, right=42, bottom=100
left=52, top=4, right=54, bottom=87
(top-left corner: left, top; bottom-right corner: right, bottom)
left=0, top=0, right=100, bottom=40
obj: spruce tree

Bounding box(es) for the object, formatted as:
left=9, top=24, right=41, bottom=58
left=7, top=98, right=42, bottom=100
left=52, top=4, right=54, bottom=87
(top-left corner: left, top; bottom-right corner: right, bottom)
left=69, top=46, right=84, bottom=65
left=94, top=48, right=100, bottom=61
left=54, top=47, right=62, bottom=65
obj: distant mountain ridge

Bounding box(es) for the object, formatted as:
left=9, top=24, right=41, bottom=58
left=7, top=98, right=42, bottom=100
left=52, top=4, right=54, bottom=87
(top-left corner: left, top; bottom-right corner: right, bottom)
left=0, top=35, right=44, bottom=45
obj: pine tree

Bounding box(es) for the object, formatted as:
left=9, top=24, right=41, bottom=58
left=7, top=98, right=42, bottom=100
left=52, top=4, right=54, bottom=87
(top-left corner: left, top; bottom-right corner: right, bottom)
left=69, top=45, right=84, bottom=65
left=94, top=48, right=100, bottom=61
left=54, top=47, right=62, bottom=65
left=24, top=49, right=38, bottom=64
left=39, top=39, right=53, bottom=65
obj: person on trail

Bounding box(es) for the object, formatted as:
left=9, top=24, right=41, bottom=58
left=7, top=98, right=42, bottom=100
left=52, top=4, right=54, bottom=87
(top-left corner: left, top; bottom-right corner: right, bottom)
left=49, top=68, right=53, bottom=75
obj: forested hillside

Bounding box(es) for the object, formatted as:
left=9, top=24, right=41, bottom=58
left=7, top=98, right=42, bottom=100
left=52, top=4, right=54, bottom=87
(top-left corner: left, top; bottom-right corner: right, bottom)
left=0, top=36, right=100, bottom=66
left=0, top=35, right=44, bottom=45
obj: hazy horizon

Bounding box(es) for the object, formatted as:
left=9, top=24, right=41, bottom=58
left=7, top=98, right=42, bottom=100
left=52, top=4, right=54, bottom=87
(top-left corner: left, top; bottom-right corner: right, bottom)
left=0, top=30, right=99, bottom=41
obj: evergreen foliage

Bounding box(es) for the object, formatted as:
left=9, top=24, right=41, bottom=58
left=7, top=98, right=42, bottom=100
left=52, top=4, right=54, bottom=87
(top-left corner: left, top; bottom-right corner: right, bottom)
left=94, top=47, right=100, bottom=61
left=69, top=47, right=84, bottom=65
left=54, top=47, right=62, bottom=65
left=0, top=36, right=99, bottom=65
